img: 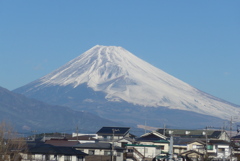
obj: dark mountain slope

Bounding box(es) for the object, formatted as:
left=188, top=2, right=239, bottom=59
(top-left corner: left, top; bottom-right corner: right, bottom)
left=0, top=86, right=122, bottom=133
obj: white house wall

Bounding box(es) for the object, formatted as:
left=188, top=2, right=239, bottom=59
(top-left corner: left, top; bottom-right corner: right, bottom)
left=138, top=141, right=169, bottom=153
left=98, top=135, right=124, bottom=141
left=79, top=140, right=95, bottom=143
left=72, top=133, right=98, bottom=139
left=79, top=148, right=122, bottom=161
left=219, top=132, right=230, bottom=142
left=21, top=154, right=85, bottom=161
left=216, top=145, right=230, bottom=159
left=173, top=145, right=187, bottom=154
left=134, top=147, right=157, bottom=159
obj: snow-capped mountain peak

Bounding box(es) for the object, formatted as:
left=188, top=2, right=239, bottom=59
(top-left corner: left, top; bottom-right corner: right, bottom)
left=18, top=45, right=240, bottom=120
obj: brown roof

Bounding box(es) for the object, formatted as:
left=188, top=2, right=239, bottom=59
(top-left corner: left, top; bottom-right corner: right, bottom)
left=45, top=139, right=79, bottom=147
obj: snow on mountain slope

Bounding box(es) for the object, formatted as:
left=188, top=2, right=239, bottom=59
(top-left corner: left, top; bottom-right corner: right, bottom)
left=19, top=45, right=240, bottom=120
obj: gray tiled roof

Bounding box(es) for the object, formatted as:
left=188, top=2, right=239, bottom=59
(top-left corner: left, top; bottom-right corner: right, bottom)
left=74, top=143, right=124, bottom=150
left=173, top=137, right=198, bottom=145
left=208, top=140, right=230, bottom=145
left=137, top=133, right=168, bottom=142
left=157, top=128, right=223, bottom=139
left=27, top=144, right=87, bottom=156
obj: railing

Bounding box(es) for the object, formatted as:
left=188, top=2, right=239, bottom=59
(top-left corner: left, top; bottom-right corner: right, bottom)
left=132, top=147, right=144, bottom=161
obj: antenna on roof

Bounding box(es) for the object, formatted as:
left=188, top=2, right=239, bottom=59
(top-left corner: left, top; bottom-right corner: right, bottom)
left=144, top=120, right=146, bottom=134
left=43, top=133, right=46, bottom=142
left=163, top=124, right=166, bottom=136
left=76, top=125, right=79, bottom=142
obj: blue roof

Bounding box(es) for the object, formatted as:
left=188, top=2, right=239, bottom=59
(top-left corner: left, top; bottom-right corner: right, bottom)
left=96, top=127, right=130, bottom=136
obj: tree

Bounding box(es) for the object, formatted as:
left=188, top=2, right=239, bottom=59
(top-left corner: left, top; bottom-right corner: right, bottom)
left=0, top=121, right=27, bottom=161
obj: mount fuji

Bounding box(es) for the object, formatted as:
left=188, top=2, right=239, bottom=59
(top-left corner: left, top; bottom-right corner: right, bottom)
left=14, top=45, right=240, bottom=129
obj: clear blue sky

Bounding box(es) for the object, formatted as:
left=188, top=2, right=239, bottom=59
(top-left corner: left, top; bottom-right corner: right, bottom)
left=0, top=1, right=240, bottom=105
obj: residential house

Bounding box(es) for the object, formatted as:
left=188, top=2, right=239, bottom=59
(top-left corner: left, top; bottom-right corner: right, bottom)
left=232, top=134, right=240, bottom=159
left=74, top=142, right=125, bottom=161
left=207, top=140, right=231, bottom=159
left=67, top=135, right=97, bottom=144
left=156, top=128, right=230, bottom=142
left=176, top=139, right=231, bottom=161
left=44, top=139, right=79, bottom=147
left=97, top=126, right=135, bottom=148
left=72, top=133, right=98, bottom=139
left=125, top=130, right=170, bottom=161
left=21, top=144, right=88, bottom=161
left=97, top=127, right=131, bottom=142
left=137, top=131, right=169, bottom=151
left=41, top=133, right=69, bottom=142
left=126, top=144, right=165, bottom=161
left=156, top=128, right=232, bottom=161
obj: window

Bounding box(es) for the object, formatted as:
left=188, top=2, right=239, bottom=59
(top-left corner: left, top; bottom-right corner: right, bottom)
left=157, top=146, right=164, bottom=150
left=196, top=145, right=204, bottom=149
left=103, top=135, right=112, bottom=140
left=27, top=154, right=35, bottom=160
left=64, top=155, right=71, bottom=161
left=104, top=150, right=111, bottom=156
left=121, top=142, right=127, bottom=148
left=107, top=136, right=113, bottom=140
left=77, top=156, right=83, bottom=161
left=128, top=149, right=134, bottom=152
left=193, top=144, right=204, bottom=149
left=117, top=152, right=121, bottom=156
left=89, top=150, right=95, bottom=155
left=218, top=148, right=225, bottom=152
left=45, top=155, right=50, bottom=160
left=207, top=145, right=213, bottom=150
left=103, top=135, right=107, bottom=139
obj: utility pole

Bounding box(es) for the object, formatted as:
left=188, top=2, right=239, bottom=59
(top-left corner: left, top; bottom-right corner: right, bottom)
left=31, top=130, right=37, bottom=141
left=163, top=124, right=166, bottom=136
left=144, top=120, right=147, bottom=134
left=112, top=129, right=114, bottom=161
left=76, top=125, right=79, bottom=142
left=168, top=134, right=173, bottom=161
left=230, top=116, right=233, bottom=161
left=230, top=116, right=233, bottom=140
left=111, top=128, right=119, bottom=161
left=43, top=133, right=45, bottom=142
left=205, top=127, right=208, bottom=157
